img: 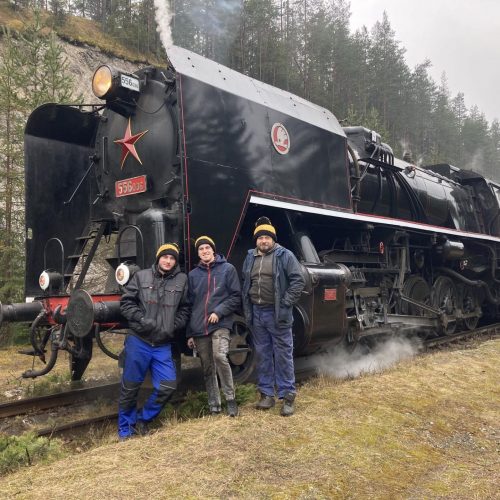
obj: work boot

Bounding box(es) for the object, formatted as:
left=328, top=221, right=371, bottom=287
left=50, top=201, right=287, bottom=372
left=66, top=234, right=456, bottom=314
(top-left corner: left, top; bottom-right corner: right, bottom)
left=226, top=399, right=239, bottom=417
left=134, top=420, right=149, bottom=436
left=210, top=406, right=221, bottom=415
left=255, top=393, right=275, bottom=410
left=280, top=393, right=296, bottom=417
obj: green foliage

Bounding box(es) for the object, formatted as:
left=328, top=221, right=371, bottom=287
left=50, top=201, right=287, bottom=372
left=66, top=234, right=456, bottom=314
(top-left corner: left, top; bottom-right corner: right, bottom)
left=0, top=432, right=64, bottom=475
left=234, top=382, right=258, bottom=404
left=0, top=323, right=29, bottom=346
left=160, top=384, right=257, bottom=421
left=26, top=371, right=73, bottom=397
left=0, top=10, right=78, bottom=344
left=5, top=1, right=500, bottom=177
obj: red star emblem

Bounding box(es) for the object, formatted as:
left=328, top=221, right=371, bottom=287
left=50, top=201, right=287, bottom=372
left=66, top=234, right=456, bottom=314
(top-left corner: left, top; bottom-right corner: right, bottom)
left=114, top=118, right=148, bottom=169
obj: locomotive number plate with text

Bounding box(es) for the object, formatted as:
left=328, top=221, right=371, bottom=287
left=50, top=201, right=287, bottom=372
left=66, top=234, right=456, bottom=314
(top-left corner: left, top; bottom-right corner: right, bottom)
left=115, top=175, right=147, bottom=197
left=324, top=288, right=337, bottom=301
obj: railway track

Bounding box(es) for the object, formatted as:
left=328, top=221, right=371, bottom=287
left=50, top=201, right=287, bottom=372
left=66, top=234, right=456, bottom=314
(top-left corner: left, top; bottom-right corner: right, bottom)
left=35, top=391, right=192, bottom=439
left=0, top=383, right=120, bottom=419
left=423, top=322, right=500, bottom=348
left=0, top=366, right=205, bottom=438
left=2, top=326, right=498, bottom=438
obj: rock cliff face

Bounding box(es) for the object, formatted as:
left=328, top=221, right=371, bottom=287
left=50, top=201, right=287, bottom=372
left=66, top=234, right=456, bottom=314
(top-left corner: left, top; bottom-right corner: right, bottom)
left=59, top=40, right=142, bottom=102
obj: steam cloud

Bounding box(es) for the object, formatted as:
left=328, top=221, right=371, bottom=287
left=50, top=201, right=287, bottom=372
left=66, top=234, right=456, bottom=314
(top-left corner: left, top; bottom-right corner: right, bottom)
left=153, top=0, right=173, bottom=51
left=316, top=337, right=422, bottom=379
left=152, top=0, right=243, bottom=63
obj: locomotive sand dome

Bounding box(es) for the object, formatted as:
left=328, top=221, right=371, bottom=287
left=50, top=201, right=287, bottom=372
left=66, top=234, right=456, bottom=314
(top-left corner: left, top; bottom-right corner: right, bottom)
left=2, top=46, right=500, bottom=381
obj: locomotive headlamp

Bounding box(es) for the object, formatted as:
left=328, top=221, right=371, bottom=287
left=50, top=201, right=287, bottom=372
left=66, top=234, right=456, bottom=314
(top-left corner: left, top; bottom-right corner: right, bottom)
left=39, top=270, right=50, bottom=291
left=115, top=262, right=140, bottom=286
left=92, top=65, right=114, bottom=98
left=92, top=65, right=141, bottom=101
left=39, top=270, right=63, bottom=292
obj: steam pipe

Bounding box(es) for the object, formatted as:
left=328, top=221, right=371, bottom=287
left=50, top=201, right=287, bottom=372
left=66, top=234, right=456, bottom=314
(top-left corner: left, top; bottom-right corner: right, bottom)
left=436, top=267, right=500, bottom=305
left=22, top=342, right=58, bottom=378
left=30, top=311, right=47, bottom=356
left=347, top=144, right=361, bottom=213
left=95, top=325, right=120, bottom=360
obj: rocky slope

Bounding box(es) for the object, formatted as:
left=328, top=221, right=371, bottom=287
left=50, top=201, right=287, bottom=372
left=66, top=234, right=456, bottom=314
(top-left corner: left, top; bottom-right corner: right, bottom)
left=60, top=40, right=142, bottom=102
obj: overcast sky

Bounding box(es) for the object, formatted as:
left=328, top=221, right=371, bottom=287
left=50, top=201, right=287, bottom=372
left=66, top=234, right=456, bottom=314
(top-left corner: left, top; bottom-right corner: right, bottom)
left=349, top=0, right=500, bottom=124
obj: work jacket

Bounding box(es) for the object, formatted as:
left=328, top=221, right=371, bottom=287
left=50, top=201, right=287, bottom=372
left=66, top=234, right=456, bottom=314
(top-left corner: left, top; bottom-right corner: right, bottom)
left=187, top=255, right=241, bottom=337
left=120, top=264, right=190, bottom=346
left=242, top=244, right=305, bottom=328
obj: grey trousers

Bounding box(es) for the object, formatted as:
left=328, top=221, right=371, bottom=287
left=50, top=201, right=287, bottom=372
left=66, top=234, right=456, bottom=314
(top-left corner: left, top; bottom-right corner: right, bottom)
left=194, top=328, right=235, bottom=410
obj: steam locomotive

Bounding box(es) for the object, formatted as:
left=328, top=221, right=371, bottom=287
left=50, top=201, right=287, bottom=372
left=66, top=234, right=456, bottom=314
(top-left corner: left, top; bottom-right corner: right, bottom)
left=2, top=46, right=500, bottom=381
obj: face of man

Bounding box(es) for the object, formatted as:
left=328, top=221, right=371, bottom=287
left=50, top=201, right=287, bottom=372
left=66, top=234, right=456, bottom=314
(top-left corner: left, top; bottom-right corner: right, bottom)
left=158, top=254, right=176, bottom=273
left=256, top=235, right=275, bottom=254
left=198, top=243, right=215, bottom=264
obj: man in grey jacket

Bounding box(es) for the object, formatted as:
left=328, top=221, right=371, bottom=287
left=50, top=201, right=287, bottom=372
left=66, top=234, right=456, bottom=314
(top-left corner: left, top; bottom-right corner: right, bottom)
left=118, top=243, right=190, bottom=439
left=242, top=217, right=305, bottom=416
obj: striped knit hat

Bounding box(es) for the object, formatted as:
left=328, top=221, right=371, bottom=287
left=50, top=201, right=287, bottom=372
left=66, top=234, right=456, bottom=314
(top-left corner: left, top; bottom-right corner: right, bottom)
left=253, top=216, right=277, bottom=241
left=195, top=235, right=216, bottom=253
left=156, top=242, right=180, bottom=263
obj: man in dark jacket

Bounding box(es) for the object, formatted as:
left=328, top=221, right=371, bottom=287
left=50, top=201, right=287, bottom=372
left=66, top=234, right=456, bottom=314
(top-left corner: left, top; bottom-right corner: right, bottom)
left=242, top=217, right=305, bottom=416
left=187, top=236, right=241, bottom=417
left=118, top=243, right=190, bottom=439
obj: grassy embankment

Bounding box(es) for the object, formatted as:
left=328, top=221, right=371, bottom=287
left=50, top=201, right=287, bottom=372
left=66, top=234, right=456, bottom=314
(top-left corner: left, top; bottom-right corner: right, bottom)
left=0, top=338, right=498, bottom=498
left=0, top=1, right=158, bottom=64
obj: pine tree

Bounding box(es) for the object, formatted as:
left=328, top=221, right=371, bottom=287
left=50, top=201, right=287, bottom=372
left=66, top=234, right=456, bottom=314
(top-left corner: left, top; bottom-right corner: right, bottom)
left=0, top=28, right=29, bottom=343
left=367, top=12, right=409, bottom=145
left=0, top=15, right=78, bottom=344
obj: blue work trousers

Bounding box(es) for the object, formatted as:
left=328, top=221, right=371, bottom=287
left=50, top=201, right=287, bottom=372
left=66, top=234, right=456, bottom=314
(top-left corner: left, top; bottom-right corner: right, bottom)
left=252, top=305, right=295, bottom=398
left=118, top=335, right=176, bottom=438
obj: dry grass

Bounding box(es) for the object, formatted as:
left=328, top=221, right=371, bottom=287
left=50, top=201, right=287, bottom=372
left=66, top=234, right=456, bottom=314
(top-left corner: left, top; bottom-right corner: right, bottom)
left=0, top=339, right=121, bottom=401
left=0, top=339, right=498, bottom=498
left=0, top=2, right=160, bottom=64
left=55, top=15, right=158, bottom=64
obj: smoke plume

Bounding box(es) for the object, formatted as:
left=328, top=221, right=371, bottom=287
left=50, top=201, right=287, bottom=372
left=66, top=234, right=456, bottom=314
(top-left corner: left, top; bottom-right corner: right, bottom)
left=153, top=0, right=174, bottom=52
left=316, top=337, right=422, bottom=379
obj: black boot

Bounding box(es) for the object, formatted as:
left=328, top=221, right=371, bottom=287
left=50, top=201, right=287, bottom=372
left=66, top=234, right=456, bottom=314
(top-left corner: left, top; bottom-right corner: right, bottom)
left=226, top=399, right=239, bottom=417
left=280, top=393, right=296, bottom=416
left=134, top=420, right=150, bottom=436
left=256, top=393, right=275, bottom=410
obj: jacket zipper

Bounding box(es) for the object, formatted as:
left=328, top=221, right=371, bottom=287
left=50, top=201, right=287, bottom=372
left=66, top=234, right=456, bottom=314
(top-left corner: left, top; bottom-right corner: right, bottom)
left=256, top=255, right=264, bottom=304
left=204, top=266, right=211, bottom=335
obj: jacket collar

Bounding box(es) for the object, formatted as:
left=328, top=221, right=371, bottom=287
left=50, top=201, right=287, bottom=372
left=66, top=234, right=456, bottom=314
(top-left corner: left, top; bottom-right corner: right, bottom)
left=152, top=263, right=180, bottom=279
left=253, top=243, right=281, bottom=257
left=197, top=253, right=226, bottom=269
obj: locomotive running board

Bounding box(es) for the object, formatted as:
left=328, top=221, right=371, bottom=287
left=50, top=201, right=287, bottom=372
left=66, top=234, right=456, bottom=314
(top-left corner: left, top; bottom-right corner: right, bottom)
left=249, top=194, right=500, bottom=244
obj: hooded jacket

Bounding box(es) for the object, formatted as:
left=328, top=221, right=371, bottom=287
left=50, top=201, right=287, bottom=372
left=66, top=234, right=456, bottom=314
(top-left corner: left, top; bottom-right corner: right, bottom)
left=187, top=255, right=241, bottom=336
left=242, top=244, right=305, bottom=328
left=120, top=264, right=190, bottom=346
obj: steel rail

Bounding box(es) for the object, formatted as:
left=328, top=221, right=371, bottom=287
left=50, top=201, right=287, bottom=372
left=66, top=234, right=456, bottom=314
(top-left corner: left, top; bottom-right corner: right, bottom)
left=0, top=383, right=120, bottom=419
left=424, top=322, right=500, bottom=348
left=35, top=391, right=190, bottom=438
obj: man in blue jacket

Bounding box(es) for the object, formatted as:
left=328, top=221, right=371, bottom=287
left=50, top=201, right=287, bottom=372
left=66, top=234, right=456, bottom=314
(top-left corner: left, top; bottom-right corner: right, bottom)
left=119, top=243, right=190, bottom=439
left=242, top=217, right=305, bottom=416
left=187, top=236, right=241, bottom=417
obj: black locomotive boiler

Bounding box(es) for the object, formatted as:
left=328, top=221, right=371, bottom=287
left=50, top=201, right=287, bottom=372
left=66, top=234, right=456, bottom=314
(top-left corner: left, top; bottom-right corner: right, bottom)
left=2, top=45, right=500, bottom=381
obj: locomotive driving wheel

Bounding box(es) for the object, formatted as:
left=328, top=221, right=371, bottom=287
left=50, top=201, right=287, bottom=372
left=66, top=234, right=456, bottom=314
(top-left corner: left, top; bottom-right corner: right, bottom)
left=398, top=275, right=431, bottom=316
left=228, top=316, right=255, bottom=383
left=431, top=276, right=458, bottom=335
left=458, top=284, right=480, bottom=331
